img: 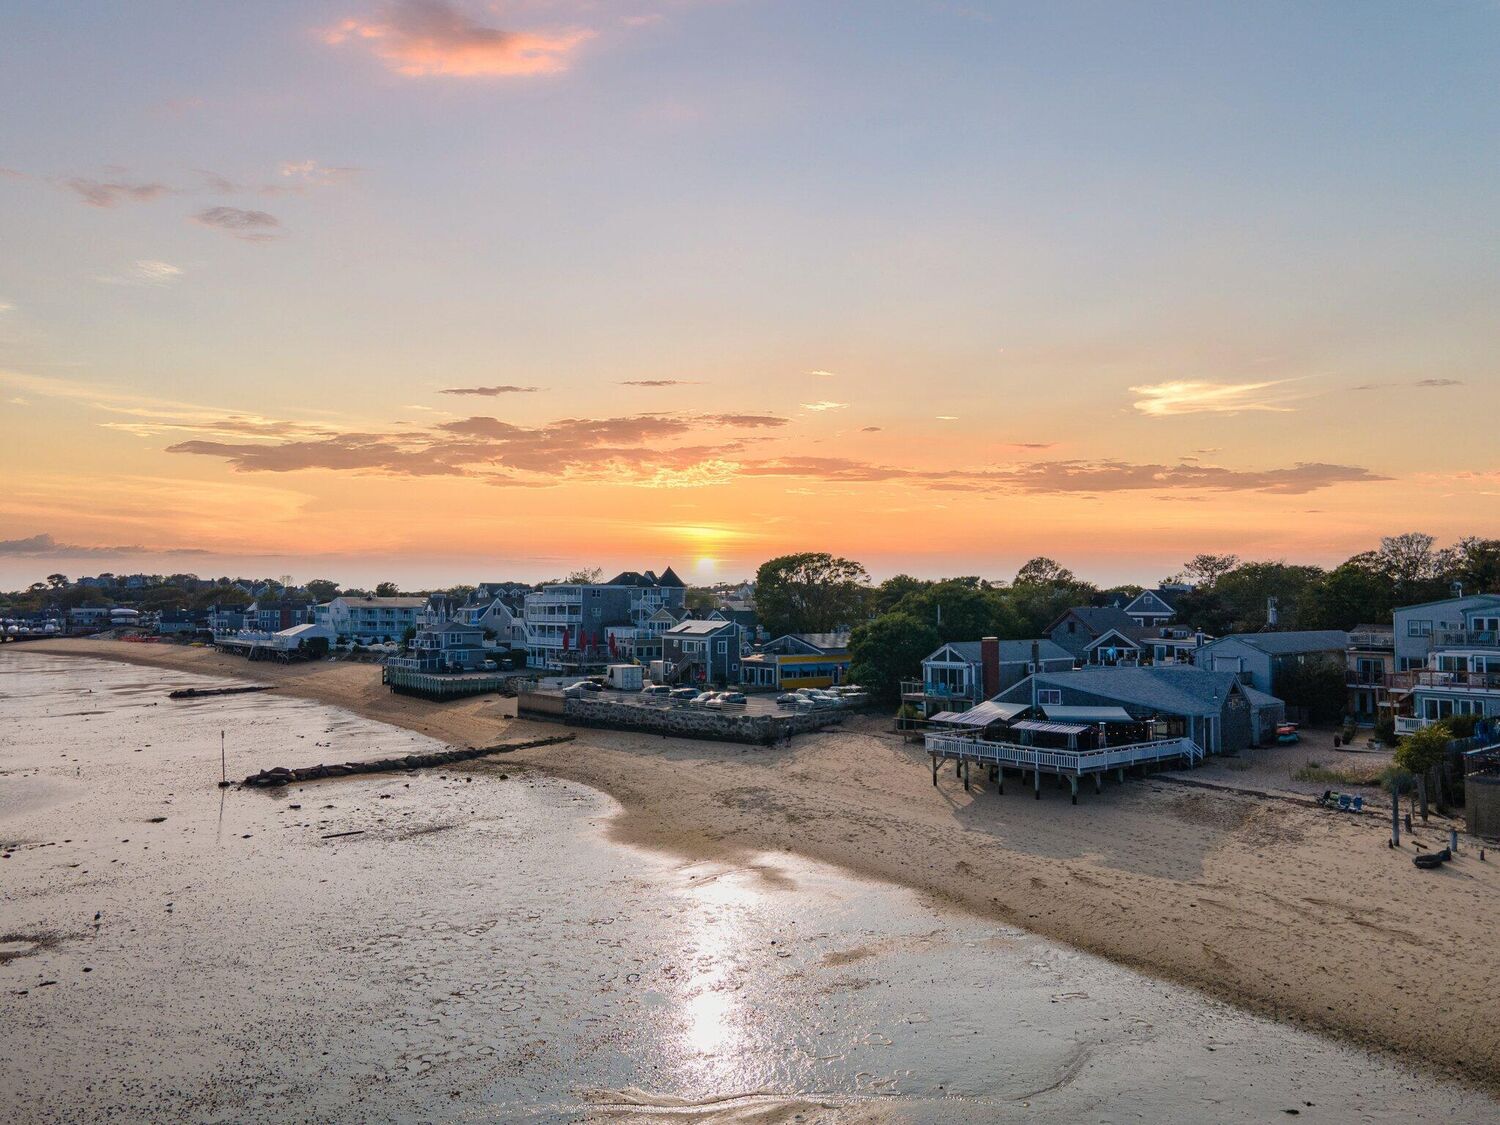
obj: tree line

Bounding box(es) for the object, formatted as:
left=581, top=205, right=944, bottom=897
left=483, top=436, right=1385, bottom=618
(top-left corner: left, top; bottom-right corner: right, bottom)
left=750, top=535, right=1500, bottom=699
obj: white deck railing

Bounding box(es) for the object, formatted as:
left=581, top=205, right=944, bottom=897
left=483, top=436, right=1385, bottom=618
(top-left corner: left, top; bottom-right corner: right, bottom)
left=923, top=734, right=1203, bottom=774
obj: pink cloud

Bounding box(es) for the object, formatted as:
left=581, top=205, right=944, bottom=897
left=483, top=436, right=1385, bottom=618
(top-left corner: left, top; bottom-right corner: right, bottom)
left=322, top=1, right=595, bottom=78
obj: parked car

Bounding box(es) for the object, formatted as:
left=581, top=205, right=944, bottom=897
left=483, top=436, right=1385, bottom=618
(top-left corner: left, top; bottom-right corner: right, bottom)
left=641, top=683, right=671, bottom=696
left=669, top=687, right=699, bottom=701
left=563, top=680, right=605, bottom=697
left=716, top=692, right=748, bottom=706
left=691, top=691, right=719, bottom=706
left=775, top=693, right=801, bottom=707
left=482, top=659, right=497, bottom=671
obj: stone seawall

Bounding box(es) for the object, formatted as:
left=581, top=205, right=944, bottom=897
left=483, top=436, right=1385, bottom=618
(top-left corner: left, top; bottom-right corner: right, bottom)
left=562, top=697, right=843, bottom=745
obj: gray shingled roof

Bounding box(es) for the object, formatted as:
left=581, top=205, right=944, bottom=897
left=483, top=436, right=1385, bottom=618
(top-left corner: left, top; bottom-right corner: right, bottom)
left=995, top=665, right=1263, bottom=717
left=1208, top=630, right=1350, bottom=655
left=932, top=639, right=1074, bottom=664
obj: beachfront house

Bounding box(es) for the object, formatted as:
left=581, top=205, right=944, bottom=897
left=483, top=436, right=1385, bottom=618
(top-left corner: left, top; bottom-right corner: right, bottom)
left=1396, top=597, right=1500, bottom=732
left=662, top=618, right=743, bottom=686
left=740, top=632, right=852, bottom=690
left=397, top=619, right=487, bottom=673
left=1192, top=630, right=1350, bottom=694
left=208, top=604, right=247, bottom=637
left=456, top=595, right=529, bottom=651
left=243, top=599, right=312, bottom=634
left=522, top=567, right=687, bottom=673
left=902, top=638, right=1075, bottom=717
left=316, top=595, right=429, bottom=643
left=1346, top=623, right=1397, bottom=726
left=991, top=665, right=1284, bottom=755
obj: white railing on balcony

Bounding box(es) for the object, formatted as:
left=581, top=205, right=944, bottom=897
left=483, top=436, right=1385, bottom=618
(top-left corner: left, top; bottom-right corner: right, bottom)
left=923, top=734, right=1203, bottom=774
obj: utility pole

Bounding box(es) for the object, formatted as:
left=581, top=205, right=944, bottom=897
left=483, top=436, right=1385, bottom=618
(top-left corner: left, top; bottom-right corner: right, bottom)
left=1391, top=784, right=1400, bottom=847
left=218, top=729, right=229, bottom=788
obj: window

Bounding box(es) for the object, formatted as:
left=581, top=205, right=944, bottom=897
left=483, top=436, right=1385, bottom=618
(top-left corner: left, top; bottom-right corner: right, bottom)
left=1407, top=619, right=1433, bottom=638
left=716, top=640, right=727, bottom=655
left=1038, top=689, right=1062, bottom=705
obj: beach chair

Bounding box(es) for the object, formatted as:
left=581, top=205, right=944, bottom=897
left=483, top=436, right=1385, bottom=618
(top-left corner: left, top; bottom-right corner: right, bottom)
left=1337, top=794, right=1352, bottom=811
left=1351, top=796, right=1363, bottom=813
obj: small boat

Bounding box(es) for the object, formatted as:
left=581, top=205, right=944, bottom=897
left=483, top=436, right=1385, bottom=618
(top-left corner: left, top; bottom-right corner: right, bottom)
left=1276, top=722, right=1301, bottom=744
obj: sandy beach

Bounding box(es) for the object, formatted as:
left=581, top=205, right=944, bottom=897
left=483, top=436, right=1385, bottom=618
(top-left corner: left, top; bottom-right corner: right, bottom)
left=19, top=638, right=1500, bottom=1098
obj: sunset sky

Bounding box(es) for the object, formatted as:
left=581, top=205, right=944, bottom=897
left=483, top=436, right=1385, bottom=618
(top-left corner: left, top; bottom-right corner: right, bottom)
left=2, top=1, right=1497, bottom=590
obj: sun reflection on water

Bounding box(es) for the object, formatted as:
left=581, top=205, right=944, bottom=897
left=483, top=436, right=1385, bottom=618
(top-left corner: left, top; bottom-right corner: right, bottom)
left=676, top=862, right=766, bottom=1065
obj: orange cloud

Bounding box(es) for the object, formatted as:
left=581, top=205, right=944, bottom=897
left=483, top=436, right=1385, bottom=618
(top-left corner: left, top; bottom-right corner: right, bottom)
left=322, top=1, right=595, bottom=77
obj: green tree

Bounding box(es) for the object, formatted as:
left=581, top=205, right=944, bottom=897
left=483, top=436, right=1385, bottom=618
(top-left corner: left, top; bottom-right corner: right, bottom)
left=374, top=581, right=401, bottom=597
left=1169, top=560, right=1324, bottom=634
left=304, top=579, right=340, bottom=602
left=1301, top=553, right=1395, bottom=630
left=1379, top=532, right=1439, bottom=590
left=45, top=573, right=69, bottom=589
left=1183, top=553, right=1239, bottom=587
left=1395, top=723, right=1450, bottom=819
left=1273, top=655, right=1348, bottom=724
left=753, top=553, right=870, bottom=636
left=565, top=567, right=603, bottom=585
left=894, top=580, right=1018, bottom=642
left=872, top=574, right=932, bottom=615
left=848, top=612, right=939, bottom=702
left=1441, top=536, right=1500, bottom=595
left=1007, top=558, right=1096, bottom=637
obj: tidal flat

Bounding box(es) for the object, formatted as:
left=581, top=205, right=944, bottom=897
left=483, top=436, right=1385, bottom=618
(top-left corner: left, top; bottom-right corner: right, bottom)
left=2, top=650, right=1495, bottom=1123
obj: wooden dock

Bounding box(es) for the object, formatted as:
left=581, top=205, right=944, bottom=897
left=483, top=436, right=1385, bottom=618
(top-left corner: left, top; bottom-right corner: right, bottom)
left=382, top=666, right=515, bottom=701
left=924, top=733, right=1204, bottom=803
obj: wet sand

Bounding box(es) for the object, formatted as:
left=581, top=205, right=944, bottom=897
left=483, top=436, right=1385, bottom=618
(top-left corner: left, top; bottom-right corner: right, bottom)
left=14, top=638, right=1500, bottom=1102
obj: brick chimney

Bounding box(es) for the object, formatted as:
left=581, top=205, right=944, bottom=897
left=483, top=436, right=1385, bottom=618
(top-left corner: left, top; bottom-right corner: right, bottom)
left=980, top=636, right=1000, bottom=699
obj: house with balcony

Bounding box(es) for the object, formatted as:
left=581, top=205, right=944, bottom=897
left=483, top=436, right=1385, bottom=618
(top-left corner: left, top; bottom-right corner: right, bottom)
left=393, top=619, right=487, bottom=673
left=243, top=599, right=312, bottom=634
left=991, top=665, right=1284, bottom=755
left=1396, top=597, right=1500, bottom=732
left=456, top=595, right=528, bottom=650
left=315, top=595, right=429, bottom=643
left=902, top=638, right=1074, bottom=718
left=209, top=604, right=248, bottom=637
left=522, top=567, right=687, bottom=672
left=1345, top=624, right=1397, bottom=726
left=1393, top=593, right=1500, bottom=671
left=663, top=619, right=742, bottom=685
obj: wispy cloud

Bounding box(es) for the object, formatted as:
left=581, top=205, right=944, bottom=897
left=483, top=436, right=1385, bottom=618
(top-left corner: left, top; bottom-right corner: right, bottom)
left=95, top=260, right=183, bottom=287
left=167, top=411, right=787, bottom=482
left=800, top=401, right=847, bottom=412
left=193, top=206, right=280, bottom=241
left=1131, top=380, right=1295, bottom=417
left=806, top=369, right=837, bottom=377
left=322, top=0, right=596, bottom=78
left=0, top=532, right=208, bottom=558
left=65, top=178, right=171, bottom=208
left=860, top=426, right=881, bottom=432
left=1352, top=377, right=1465, bottom=391
left=439, top=384, right=543, bottom=396
left=620, top=379, right=700, bottom=387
